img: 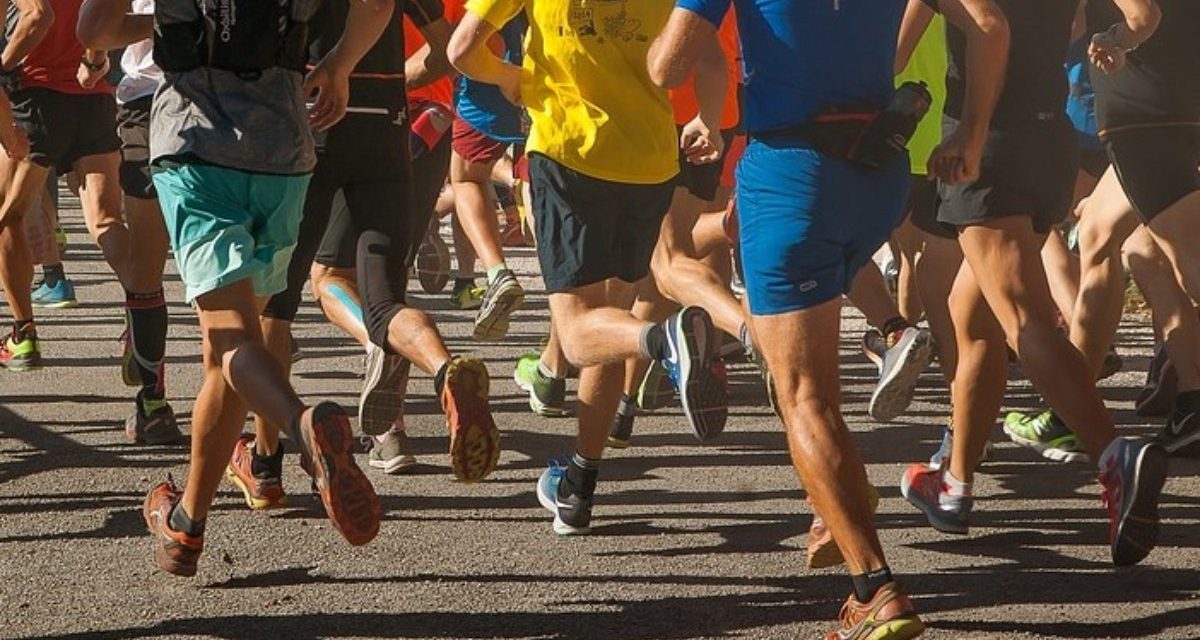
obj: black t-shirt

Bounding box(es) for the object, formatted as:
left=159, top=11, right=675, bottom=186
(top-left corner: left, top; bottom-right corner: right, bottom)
left=1086, top=0, right=1200, bottom=130
left=309, top=0, right=444, bottom=109
left=924, top=0, right=1076, bottom=129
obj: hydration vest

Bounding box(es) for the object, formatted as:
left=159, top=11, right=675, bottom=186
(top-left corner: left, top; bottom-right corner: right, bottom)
left=153, top=0, right=319, bottom=77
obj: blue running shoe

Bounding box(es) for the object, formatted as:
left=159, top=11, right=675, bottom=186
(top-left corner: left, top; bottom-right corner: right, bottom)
left=660, top=307, right=727, bottom=441
left=31, top=279, right=78, bottom=309
left=1100, top=437, right=1168, bottom=566
left=536, top=461, right=592, bottom=536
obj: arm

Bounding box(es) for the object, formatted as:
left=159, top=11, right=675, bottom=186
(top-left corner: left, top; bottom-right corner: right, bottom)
left=2, top=0, right=55, bottom=71
left=895, top=0, right=935, bottom=75
left=447, top=9, right=522, bottom=104
left=1089, top=0, right=1160, bottom=74
left=680, top=33, right=726, bottom=165
left=305, top=0, right=395, bottom=130
left=408, top=18, right=455, bottom=90
left=647, top=7, right=720, bottom=89
left=927, top=0, right=1008, bottom=184
left=77, top=0, right=153, bottom=50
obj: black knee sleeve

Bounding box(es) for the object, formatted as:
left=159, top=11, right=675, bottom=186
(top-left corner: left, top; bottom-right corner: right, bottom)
left=357, top=229, right=409, bottom=352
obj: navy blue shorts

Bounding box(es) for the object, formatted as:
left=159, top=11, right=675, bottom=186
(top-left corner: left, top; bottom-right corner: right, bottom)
left=736, top=137, right=909, bottom=315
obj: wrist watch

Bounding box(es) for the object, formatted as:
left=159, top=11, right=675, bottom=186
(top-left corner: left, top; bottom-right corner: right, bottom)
left=80, top=56, right=106, bottom=72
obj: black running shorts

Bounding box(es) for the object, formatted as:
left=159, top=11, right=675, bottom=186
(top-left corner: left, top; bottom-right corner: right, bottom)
left=117, top=96, right=155, bottom=199
left=1105, top=125, right=1200, bottom=222
left=12, top=87, right=120, bottom=174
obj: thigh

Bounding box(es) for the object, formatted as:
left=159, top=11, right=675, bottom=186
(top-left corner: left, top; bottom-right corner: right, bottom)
left=72, top=152, right=123, bottom=229
left=957, top=217, right=1060, bottom=333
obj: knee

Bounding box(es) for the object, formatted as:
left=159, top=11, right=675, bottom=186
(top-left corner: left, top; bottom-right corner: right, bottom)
left=1077, top=217, right=1126, bottom=266
left=203, top=327, right=260, bottom=369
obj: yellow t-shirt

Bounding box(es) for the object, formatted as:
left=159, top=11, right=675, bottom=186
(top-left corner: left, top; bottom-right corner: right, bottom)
left=895, top=15, right=947, bottom=176
left=467, top=0, right=678, bottom=184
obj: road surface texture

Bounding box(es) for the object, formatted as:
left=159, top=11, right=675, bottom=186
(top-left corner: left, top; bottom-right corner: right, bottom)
left=2, top=199, right=1198, bottom=640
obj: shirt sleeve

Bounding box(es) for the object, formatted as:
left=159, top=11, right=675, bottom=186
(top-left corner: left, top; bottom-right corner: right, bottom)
left=675, top=0, right=731, bottom=29
left=465, top=0, right=524, bottom=30
left=405, top=0, right=445, bottom=27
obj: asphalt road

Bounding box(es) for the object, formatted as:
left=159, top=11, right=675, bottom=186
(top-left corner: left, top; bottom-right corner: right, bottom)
left=1, top=202, right=1198, bottom=640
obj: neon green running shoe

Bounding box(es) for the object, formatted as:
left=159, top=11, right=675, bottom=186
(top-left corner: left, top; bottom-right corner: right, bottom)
left=1003, top=410, right=1089, bottom=463
left=513, top=353, right=569, bottom=417
left=450, top=280, right=484, bottom=311
left=0, top=334, right=42, bottom=371
left=54, top=225, right=68, bottom=254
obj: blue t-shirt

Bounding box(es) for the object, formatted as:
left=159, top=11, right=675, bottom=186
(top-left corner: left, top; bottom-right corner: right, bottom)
left=676, top=0, right=905, bottom=134
left=1065, top=38, right=1102, bottom=150
left=455, top=14, right=527, bottom=144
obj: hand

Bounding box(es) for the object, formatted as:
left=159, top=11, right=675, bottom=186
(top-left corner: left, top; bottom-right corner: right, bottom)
left=927, top=129, right=984, bottom=185
left=680, top=115, right=723, bottom=165
left=77, top=57, right=110, bottom=90
left=303, top=61, right=350, bottom=132
left=0, top=124, right=29, bottom=160
left=1089, top=29, right=1128, bottom=75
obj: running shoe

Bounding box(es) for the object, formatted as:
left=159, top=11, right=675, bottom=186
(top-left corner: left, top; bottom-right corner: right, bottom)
left=450, top=280, right=485, bottom=311
left=31, top=278, right=77, bottom=309
left=1157, top=406, right=1200, bottom=456
left=143, top=478, right=203, bottom=577
left=826, top=582, right=925, bottom=640
left=1002, top=410, right=1089, bottom=463
left=119, top=325, right=142, bottom=387
left=441, top=357, right=501, bottom=482
left=1135, top=344, right=1177, bottom=418
left=636, top=360, right=675, bottom=412
left=54, top=225, right=67, bottom=254
left=359, top=346, right=410, bottom=436
left=608, top=412, right=635, bottom=449
left=862, top=327, right=932, bottom=423
left=1098, top=345, right=1123, bottom=381
left=513, top=353, right=570, bottom=417
left=0, top=333, right=41, bottom=371
left=927, top=419, right=992, bottom=472
left=225, top=434, right=287, bottom=509
left=900, top=464, right=971, bottom=534
left=660, top=307, right=727, bottom=441
left=416, top=229, right=451, bottom=294
left=536, top=461, right=593, bottom=535
left=297, top=402, right=381, bottom=546
left=368, top=431, right=418, bottom=474
left=807, top=484, right=881, bottom=570
left=474, top=268, right=525, bottom=341
left=125, top=392, right=183, bottom=445
left=1100, top=437, right=1167, bottom=566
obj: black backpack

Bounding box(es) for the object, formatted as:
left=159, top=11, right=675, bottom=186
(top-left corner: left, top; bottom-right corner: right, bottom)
left=154, top=0, right=320, bottom=78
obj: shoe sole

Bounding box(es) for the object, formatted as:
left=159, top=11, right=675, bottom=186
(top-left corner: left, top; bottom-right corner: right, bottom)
left=359, top=351, right=409, bottom=436
left=1161, top=429, right=1200, bottom=456
left=416, top=238, right=451, bottom=294
left=32, top=300, right=78, bottom=309
left=861, top=616, right=926, bottom=640
left=673, top=308, right=727, bottom=442
left=606, top=437, right=630, bottom=449
left=900, top=473, right=969, bottom=535
left=536, top=475, right=590, bottom=536
left=869, top=330, right=931, bottom=423
left=443, top=359, right=501, bottom=483
left=1, top=360, right=42, bottom=372
left=121, top=347, right=142, bottom=388
left=473, top=281, right=525, bottom=341
left=369, top=456, right=418, bottom=475
left=303, top=403, right=381, bottom=546
left=142, top=501, right=198, bottom=578
left=637, top=366, right=674, bottom=412
left=1002, top=424, right=1090, bottom=464
left=224, top=467, right=288, bottom=510
left=1113, top=442, right=1168, bottom=566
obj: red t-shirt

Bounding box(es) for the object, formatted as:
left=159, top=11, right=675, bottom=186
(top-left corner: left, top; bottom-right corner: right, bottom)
left=21, top=0, right=113, bottom=95
left=405, top=14, right=453, bottom=107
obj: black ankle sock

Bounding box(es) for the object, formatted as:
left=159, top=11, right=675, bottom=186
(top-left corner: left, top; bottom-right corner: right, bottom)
left=851, top=566, right=894, bottom=603
left=879, top=316, right=909, bottom=337
left=640, top=324, right=668, bottom=361
left=564, top=453, right=599, bottom=499
left=434, top=360, right=451, bottom=396
left=126, top=290, right=168, bottom=397
left=617, top=394, right=638, bottom=418
left=1175, top=389, right=1200, bottom=414
left=169, top=502, right=205, bottom=537
left=12, top=320, right=35, bottom=340
left=251, top=445, right=285, bottom=479
left=42, top=263, right=65, bottom=287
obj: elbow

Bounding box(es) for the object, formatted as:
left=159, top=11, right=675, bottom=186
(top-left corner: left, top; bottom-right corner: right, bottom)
left=445, top=32, right=470, bottom=74
left=1131, top=2, right=1162, bottom=35
left=30, top=7, right=55, bottom=37
left=648, top=57, right=685, bottom=89
left=978, top=11, right=1010, bottom=53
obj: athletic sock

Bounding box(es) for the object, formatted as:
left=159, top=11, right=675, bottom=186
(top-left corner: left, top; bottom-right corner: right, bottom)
left=486, top=263, right=509, bottom=284
left=564, top=453, right=600, bottom=499
left=375, top=419, right=407, bottom=444
left=126, top=289, right=168, bottom=400
left=738, top=323, right=754, bottom=354
left=41, top=263, right=65, bottom=287
left=851, top=566, right=894, bottom=603
left=434, top=359, right=450, bottom=396
left=12, top=320, right=35, bottom=341
left=941, top=470, right=972, bottom=510
left=250, top=444, right=284, bottom=479
left=538, top=359, right=562, bottom=381
left=617, top=394, right=638, bottom=418
left=640, top=324, right=668, bottom=361
left=880, top=316, right=909, bottom=338
left=168, top=502, right=205, bottom=537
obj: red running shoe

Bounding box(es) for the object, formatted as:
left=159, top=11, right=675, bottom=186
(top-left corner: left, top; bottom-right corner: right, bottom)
left=225, top=434, right=287, bottom=510
left=441, top=357, right=501, bottom=483
left=299, top=402, right=381, bottom=546
left=143, top=479, right=203, bottom=577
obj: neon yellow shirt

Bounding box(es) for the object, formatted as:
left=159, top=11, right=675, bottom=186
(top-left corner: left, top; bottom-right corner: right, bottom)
left=896, top=15, right=947, bottom=175
left=467, top=0, right=678, bottom=184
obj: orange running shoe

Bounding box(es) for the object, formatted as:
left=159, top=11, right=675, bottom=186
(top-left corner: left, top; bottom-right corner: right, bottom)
left=143, top=479, right=203, bottom=577
left=440, top=357, right=500, bottom=482
left=299, top=402, right=381, bottom=546
left=225, top=434, right=287, bottom=510
left=827, top=582, right=924, bottom=640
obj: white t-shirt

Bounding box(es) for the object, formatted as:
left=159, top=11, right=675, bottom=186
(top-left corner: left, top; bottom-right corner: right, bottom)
left=115, top=0, right=161, bottom=104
